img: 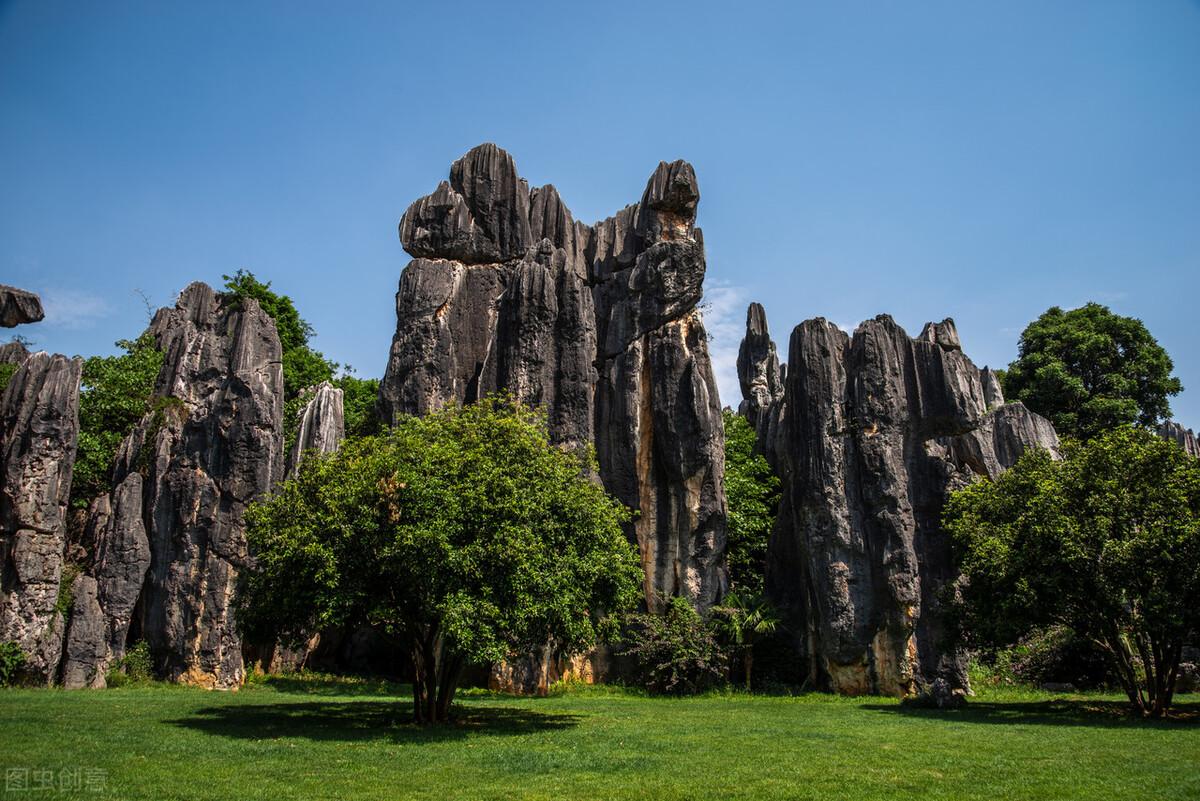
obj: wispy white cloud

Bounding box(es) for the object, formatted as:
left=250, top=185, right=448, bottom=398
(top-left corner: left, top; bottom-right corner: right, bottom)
left=698, top=281, right=750, bottom=410
left=39, top=289, right=114, bottom=330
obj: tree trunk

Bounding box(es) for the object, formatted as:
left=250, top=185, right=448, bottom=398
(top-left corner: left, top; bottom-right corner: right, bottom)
left=743, top=651, right=753, bottom=692
left=407, top=625, right=462, bottom=724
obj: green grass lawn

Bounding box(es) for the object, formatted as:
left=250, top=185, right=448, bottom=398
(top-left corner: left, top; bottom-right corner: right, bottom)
left=1, top=676, right=1197, bottom=801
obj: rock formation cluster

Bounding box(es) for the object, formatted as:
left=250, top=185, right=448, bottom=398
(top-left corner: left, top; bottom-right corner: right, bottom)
left=737, top=305, right=1060, bottom=698
left=380, top=143, right=728, bottom=612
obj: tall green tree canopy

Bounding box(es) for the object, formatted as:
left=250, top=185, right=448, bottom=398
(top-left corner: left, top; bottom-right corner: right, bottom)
left=1002, top=303, right=1182, bottom=440
left=238, top=396, right=642, bottom=723
left=721, top=409, right=779, bottom=595
left=945, top=427, right=1200, bottom=716
left=72, top=334, right=163, bottom=508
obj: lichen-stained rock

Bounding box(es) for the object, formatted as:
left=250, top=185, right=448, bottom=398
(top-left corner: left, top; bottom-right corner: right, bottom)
left=59, top=573, right=106, bottom=689
left=286, top=382, right=345, bottom=477
left=0, top=351, right=83, bottom=683
left=1159, top=420, right=1200, bottom=458
left=381, top=144, right=727, bottom=611
left=0, top=285, right=45, bottom=328
left=91, top=473, right=150, bottom=666
left=740, top=310, right=1059, bottom=699
left=105, top=282, right=284, bottom=689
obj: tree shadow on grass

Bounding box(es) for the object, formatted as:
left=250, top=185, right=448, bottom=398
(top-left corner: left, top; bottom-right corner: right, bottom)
left=862, top=698, right=1200, bottom=729
left=171, top=700, right=580, bottom=744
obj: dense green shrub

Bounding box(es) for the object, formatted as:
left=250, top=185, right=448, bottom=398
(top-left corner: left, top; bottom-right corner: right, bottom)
left=0, top=641, right=26, bottom=687
left=721, top=410, right=779, bottom=596
left=625, top=596, right=727, bottom=695
left=105, top=641, right=154, bottom=687
left=980, top=626, right=1112, bottom=689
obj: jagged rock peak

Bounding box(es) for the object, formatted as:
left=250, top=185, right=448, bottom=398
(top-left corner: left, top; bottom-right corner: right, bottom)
left=741, top=311, right=1059, bottom=701
left=1159, top=420, right=1200, bottom=458
left=917, top=318, right=961, bottom=350
left=381, top=146, right=727, bottom=616
left=0, top=351, right=83, bottom=683
left=99, top=281, right=284, bottom=689
left=736, top=303, right=783, bottom=431
left=286, top=381, right=346, bottom=477
left=980, top=367, right=1005, bottom=411
left=0, top=341, right=30, bottom=365
left=0, top=285, right=45, bottom=328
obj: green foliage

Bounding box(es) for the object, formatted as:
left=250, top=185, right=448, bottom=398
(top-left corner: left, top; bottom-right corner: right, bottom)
left=238, top=395, right=642, bottom=722
left=712, top=589, right=780, bottom=690
left=977, top=625, right=1113, bottom=690
left=72, top=334, right=164, bottom=508
left=1003, top=303, right=1183, bottom=439
left=625, top=596, right=727, bottom=695
left=0, top=362, right=17, bottom=394
left=721, top=409, right=779, bottom=595
left=54, top=563, right=81, bottom=621
left=106, top=641, right=155, bottom=687
left=222, top=270, right=337, bottom=404
left=335, top=374, right=382, bottom=439
left=946, top=426, right=1200, bottom=716
left=0, top=641, right=26, bottom=687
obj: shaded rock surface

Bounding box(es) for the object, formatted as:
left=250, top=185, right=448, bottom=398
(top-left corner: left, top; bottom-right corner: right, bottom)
left=81, top=283, right=285, bottom=689
left=0, top=341, right=30, bottom=366
left=1159, top=421, right=1200, bottom=458
left=739, top=311, right=1059, bottom=697
left=0, top=352, right=83, bottom=683
left=59, top=573, right=106, bottom=689
left=0, top=285, right=45, bottom=328
left=381, top=144, right=727, bottom=612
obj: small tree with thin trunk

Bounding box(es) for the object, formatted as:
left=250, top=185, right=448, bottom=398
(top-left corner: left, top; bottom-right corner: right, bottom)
left=238, top=396, right=643, bottom=723
left=945, top=427, right=1200, bottom=717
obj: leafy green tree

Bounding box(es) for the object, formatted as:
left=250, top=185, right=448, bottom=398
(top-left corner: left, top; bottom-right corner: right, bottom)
left=624, top=595, right=727, bottom=695
left=238, top=396, right=642, bottom=723
left=333, top=373, right=381, bottom=439
left=946, top=427, right=1200, bottom=716
left=72, top=334, right=164, bottom=508
left=712, top=589, right=779, bottom=690
left=1003, top=303, right=1182, bottom=440
left=721, top=409, right=779, bottom=595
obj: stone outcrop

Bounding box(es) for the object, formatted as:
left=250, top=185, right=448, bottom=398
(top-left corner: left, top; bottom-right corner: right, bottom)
left=740, top=310, right=1059, bottom=698
left=59, top=573, right=106, bottom=689
left=286, top=381, right=345, bottom=477
left=86, top=283, right=284, bottom=689
left=381, top=143, right=727, bottom=612
left=0, top=341, right=30, bottom=366
left=1159, top=421, right=1200, bottom=458
left=0, top=352, right=83, bottom=683
left=0, top=286, right=45, bottom=328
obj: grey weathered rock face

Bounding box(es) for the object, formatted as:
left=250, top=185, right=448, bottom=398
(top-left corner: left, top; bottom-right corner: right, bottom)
left=94, top=282, right=284, bottom=689
left=286, top=382, right=345, bottom=477
left=736, top=303, right=784, bottom=433
left=0, top=352, right=83, bottom=683
left=59, top=573, right=106, bottom=689
left=740, top=310, right=1059, bottom=698
left=1159, top=421, right=1200, bottom=458
left=0, top=286, right=45, bottom=328
left=91, top=473, right=151, bottom=669
left=381, top=144, right=727, bottom=611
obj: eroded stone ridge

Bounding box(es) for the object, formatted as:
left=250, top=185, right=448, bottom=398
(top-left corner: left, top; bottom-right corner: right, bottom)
left=381, top=144, right=727, bottom=611
left=0, top=352, right=83, bottom=683
left=84, top=282, right=285, bottom=689
left=739, top=309, right=1059, bottom=698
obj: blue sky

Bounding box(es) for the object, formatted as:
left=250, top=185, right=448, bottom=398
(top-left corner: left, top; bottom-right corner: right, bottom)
left=2, top=1, right=1198, bottom=426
